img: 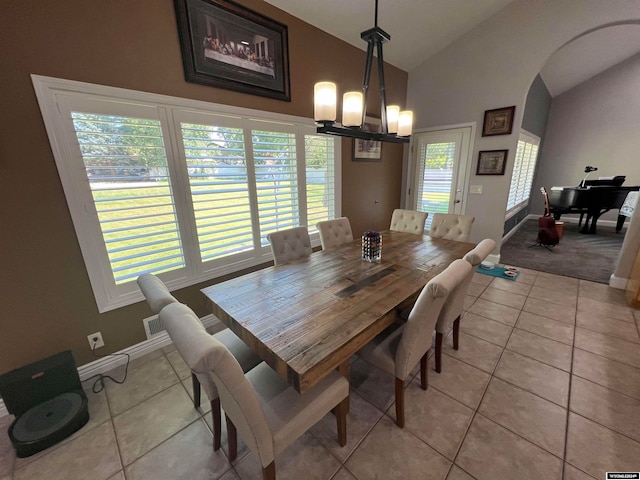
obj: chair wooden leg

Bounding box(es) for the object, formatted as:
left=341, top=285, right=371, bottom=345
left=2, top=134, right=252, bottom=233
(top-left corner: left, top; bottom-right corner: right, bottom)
left=395, top=378, right=405, bottom=428
left=226, top=414, right=238, bottom=461
left=262, top=461, right=276, bottom=480
left=212, top=398, right=221, bottom=451
left=420, top=353, right=428, bottom=390
left=435, top=332, right=443, bottom=373
left=453, top=316, right=461, bottom=350
left=191, top=372, right=201, bottom=408
left=335, top=396, right=348, bottom=447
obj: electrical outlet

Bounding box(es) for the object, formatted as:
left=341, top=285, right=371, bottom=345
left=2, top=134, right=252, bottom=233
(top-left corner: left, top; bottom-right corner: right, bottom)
left=87, top=332, right=104, bottom=349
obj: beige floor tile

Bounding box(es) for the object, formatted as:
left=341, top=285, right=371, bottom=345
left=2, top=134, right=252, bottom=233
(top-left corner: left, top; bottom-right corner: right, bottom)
left=442, top=331, right=504, bottom=374
left=310, top=390, right=383, bottom=462
left=563, top=463, right=597, bottom=480
left=331, top=468, right=358, bottom=480
left=350, top=359, right=396, bottom=412
left=578, top=280, right=629, bottom=307
left=107, top=472, right=126, bottom=480
left=572, top=348, right=640, bottom=401
left=0, top=415, right=15, bottom=477
left=125, top=419, right=231, bottom=480
left=506, top=328, right=572, bottom=371
left=427, top=354, right=490, bottom=409
left=459, top=312, right=513, bottom=347
left=472, top=272, right=493, bottom=286
left=522, top=296, right=576, bottom=324
left=566, top=412, right=640, bottom=479
left=463, top=295, right=477, bottom=311
left=478, top=377, right=566, bottom=457
left=533, top=274, right=579, bottom=294
left=577, top=297, right=635, bottom=322
left=576, top=311, right=640, bottom=343
left=469, top=298, right=521, bottom=326
left=105, top=355, right=180, bottom=415
left=219, top=468, right=241, bottom=480
left=166, top=349, right=192, bottom=380
left=446, top=465, right=476, bottom=480
left=234, top=432, right=341, bottom=480
left=536, top=271, right=579, bottom=285
left=457, top=415, right=563, bottom=480
left=570, top=376, right=640, bottom=443
left=399, top=378, right=474, bottom=460
left=467, top=282, right=486, bottom=297
left=494, top=350, right=569, bottom=407
left=113, top=384, right=201, bottom=466
left=528, top=285, right=577, bottom=307
left=515, top=311, right=574, bottom=345
left=202, top=407, right=251, bottom=463
left=181, top=377, right=213, bottom=414
left=346, top=416, right=451, bottom=480
left=489, top=277, right=532, bottom=297
left=480, top=287, right=527, bottom=309
left=13, top=421, right=121, bottom=480
left=509, top=268, right=537, bottom=285
left=574, top=328, right=640, bottom=369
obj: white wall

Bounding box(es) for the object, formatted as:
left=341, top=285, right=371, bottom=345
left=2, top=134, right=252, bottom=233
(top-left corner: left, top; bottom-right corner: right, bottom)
left=533, top=52, right=640, bottom=219
left=406, top=0, right=640, bottom=253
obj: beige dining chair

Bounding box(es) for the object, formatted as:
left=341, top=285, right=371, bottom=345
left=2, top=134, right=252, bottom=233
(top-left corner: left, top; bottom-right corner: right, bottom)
left=267, top=226, right=313, bottom=265
left=159, top=302, right=349, bottom=480
left=389, top=208, right=428, bottom=234
left=434, top=238, right=496, bottom=373
left=316, top=217, right=354, bottom=250
left=429, top=213, right=475, bottom=242
left=136, top=273, right=261, bottom=451
left=356, top=259, right=471, bottom=427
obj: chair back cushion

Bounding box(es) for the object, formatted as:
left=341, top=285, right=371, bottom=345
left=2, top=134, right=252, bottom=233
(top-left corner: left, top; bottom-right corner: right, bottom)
left=463, top=238, right=496, bottom=266
left=137, top=273, right=178, bottom=314
left=396, top=259, right=470, bottom=379
left=316, top=217, right=354, bottom=249
left=267, top=227, right=313, bottom=265
left=429, top=213, right=475, bottom=242
left=435, top=259, right=476, bottom=334
left=389, top=209, right=428, bottom=234
left=160, top=303, right=274, bottom=466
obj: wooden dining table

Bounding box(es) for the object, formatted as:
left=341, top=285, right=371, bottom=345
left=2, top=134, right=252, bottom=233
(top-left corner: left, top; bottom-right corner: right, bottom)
left=201, top=230, right=474, bottom=394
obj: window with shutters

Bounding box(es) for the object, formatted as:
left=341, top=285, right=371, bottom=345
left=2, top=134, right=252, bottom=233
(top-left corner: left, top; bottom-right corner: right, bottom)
left=506, top=131, right=540, bottom=217
left=33, top=76, right=341, bottom=312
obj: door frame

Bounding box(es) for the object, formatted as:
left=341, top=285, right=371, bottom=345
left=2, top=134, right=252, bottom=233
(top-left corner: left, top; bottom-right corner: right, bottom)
left=404, top=122, right=476, bottom=215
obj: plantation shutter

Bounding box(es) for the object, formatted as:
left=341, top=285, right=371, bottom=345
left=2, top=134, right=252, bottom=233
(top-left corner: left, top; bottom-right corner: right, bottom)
left=70, top=111, right=185, bottom=284
left=305, top=134, right=336, bottom=232
left=506, top=132, right=540, bottom=213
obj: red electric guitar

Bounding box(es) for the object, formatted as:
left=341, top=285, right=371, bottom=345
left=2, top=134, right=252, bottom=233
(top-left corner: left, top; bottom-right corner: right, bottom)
left=534, top=187, right=559, bottom=250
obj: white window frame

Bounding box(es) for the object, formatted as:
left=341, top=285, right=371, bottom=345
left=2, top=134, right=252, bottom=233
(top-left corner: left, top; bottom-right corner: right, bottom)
left=505, top=130, right=540, bottom=219
left=32, top=75, right=341, bottom=312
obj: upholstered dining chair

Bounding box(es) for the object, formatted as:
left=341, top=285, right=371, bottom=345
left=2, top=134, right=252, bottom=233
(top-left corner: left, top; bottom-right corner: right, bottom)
left=429, top=213, right=475, bottom=242
left=356, top=259, right=471, bottom=427
left=389, top=208, right=428, bottom=234
left=316, top=217, right=354, bottom=250
left=159, top=302, right=349, bottom=480
left=433, top=238, right=496, bottom=373
left=267, top=226, right=313, bottom=265
left=136, top=273, right=261, bottom=452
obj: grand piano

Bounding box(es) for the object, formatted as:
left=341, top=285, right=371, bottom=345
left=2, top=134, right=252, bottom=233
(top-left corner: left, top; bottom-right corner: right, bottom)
left=548, top=176, right=640, bottom=234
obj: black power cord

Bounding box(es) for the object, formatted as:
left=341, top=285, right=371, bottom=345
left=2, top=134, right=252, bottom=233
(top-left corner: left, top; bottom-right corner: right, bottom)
left=81, top=339, right=131, bottom=394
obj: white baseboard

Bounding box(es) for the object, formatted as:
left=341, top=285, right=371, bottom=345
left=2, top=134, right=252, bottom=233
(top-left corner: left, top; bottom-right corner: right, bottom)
left=609, top=274, right=628, bottom=290
left=0, top=315, right=221, bottom=418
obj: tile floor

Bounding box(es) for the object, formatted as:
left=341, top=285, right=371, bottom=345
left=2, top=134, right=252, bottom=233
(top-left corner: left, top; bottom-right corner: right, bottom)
left=2, top=268, right=640, bottom=479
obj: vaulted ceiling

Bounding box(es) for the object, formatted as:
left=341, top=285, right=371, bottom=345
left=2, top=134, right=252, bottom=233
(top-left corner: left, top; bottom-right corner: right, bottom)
left=265, top=0, right=640, bottom=97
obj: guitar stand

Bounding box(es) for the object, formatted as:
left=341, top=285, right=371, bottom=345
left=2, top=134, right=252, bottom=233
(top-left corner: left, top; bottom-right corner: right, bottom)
left=529, top=241, right=555, bottom=252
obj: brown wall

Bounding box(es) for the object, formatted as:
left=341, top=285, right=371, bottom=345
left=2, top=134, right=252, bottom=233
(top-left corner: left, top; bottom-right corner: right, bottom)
left=0, top=0, right=407, bottom=372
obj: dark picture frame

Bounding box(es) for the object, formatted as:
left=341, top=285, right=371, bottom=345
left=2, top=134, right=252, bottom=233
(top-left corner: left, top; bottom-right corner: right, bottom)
left=477, top=150, right=508, bottom=175
left=482, top=106, right=515, bottom=136
left=174, top=0, right=291, bottom=101
left=353, top=116, right=382, bottom=161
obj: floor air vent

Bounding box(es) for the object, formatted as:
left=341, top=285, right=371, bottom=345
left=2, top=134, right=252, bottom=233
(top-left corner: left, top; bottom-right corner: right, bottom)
left=143, top=315, right=165, bottom=339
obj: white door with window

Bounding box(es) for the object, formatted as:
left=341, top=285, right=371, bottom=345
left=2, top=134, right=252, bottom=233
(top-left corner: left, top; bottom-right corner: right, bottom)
left=409, top=126, right=473, bottom=230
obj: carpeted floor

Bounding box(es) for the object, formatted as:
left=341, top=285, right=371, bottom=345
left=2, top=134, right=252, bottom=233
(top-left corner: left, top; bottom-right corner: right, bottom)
left=500, top=218, right=625, bottom=284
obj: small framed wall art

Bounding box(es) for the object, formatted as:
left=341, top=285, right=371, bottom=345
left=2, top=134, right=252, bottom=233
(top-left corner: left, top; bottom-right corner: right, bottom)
left=482, top=106, right=515, bottom=136
left=353, top=116, right=382, bottom=161
left=476, top=149, right=508, bottom=175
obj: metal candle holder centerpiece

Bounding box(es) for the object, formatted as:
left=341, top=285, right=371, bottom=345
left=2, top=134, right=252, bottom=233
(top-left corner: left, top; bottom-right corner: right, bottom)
left=362, top=230, right=382, bottom=262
